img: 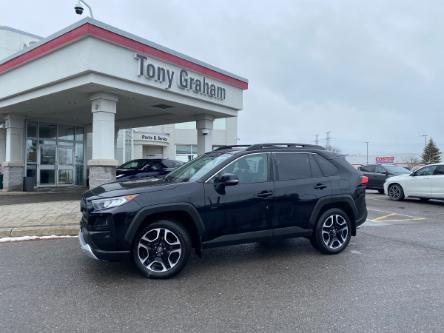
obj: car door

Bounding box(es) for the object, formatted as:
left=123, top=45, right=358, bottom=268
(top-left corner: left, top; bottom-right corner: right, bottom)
left=408, top=165, right=436, bottom=196
left=374, top=165, right=388, bottom=189
left=432, top=165, right=444, bottom=198
left=271, top=152, right=331, bottom=236
left=202, top=153, right=273, bottom=244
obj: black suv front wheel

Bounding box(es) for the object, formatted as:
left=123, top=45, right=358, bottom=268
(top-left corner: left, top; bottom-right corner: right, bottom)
left=312, top=208, right=351, bottom=254
left=133, top=220, right=191, bottom=279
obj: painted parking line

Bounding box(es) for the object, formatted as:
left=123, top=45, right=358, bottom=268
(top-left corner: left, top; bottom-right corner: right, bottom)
left=366, top=208, right=426, bottom=223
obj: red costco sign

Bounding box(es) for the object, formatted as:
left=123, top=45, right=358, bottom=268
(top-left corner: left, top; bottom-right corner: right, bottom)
left=376, top=156, right=395, bottom=164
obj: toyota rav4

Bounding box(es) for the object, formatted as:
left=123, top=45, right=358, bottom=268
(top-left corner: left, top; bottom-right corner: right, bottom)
left=80, top=143, right=368, bottom=278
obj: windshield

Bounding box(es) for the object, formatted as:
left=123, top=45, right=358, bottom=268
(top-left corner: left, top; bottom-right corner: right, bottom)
left=118, top=159, right=150, bottom=170
left=384, top=165, right=410, bottom=175
left=165, top=153, right=234, bottom=183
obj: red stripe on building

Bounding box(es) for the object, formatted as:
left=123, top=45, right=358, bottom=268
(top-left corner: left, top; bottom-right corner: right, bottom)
left=0, top=23, right=248, bottom=90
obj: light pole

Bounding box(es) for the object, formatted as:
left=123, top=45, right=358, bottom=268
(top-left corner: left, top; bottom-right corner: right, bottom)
left=421, top=134, right=428, bottom=148
left=364, top=141, right=369, bottom=165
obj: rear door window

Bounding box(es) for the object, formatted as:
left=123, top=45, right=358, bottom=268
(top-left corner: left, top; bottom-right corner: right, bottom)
left=375, top=165, right=385, bottom=173
left=274, top=153, right=311, bottom=181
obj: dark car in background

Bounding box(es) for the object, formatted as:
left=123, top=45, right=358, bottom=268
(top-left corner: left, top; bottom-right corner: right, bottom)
left=358, top=164, right=410, bottom=193
left=116, top=159, right=184, bottom=182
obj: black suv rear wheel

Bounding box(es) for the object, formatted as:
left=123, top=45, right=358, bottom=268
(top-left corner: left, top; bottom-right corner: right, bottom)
left=133, top=220, right=191, bottom=279
left=312, top=208, right=351, bottom=254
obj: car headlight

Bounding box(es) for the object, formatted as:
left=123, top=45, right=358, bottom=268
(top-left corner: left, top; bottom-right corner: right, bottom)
left=92, top=194, right=138, bottom=211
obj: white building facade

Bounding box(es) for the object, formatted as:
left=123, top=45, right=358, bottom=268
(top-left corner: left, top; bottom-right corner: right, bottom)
left=0, top=19, right=248, bottom=191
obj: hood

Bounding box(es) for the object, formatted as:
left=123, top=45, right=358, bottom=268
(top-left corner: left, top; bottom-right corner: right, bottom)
left=83, top=177, right=179, bottom=199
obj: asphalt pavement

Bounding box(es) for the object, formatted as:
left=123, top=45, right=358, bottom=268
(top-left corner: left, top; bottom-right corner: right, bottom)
left=1, top=192, right=444, bottom=332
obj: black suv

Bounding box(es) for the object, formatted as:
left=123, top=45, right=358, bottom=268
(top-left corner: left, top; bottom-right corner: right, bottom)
left=80, top=143, right=367, bottom=279
left=358, top=164, right=410, bottom=193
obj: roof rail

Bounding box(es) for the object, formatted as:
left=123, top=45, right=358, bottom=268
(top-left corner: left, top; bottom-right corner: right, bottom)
left=214, top=145, right=251, bottom=151
left=246, top=143, right=325, bottom=151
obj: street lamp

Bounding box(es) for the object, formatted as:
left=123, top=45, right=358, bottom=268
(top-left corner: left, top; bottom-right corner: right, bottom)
left=364, top=141, right=369, bottom=165
left=421, top=134, right=428, bottom=148
left=74, top=0, right=94, bottom=18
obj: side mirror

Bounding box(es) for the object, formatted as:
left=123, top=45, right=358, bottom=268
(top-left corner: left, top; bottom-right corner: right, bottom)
left=215, top=173, right=239, bottom=187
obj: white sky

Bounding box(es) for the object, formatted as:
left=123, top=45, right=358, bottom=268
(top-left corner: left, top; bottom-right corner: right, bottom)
left=1, top=0, right=443, bottom=156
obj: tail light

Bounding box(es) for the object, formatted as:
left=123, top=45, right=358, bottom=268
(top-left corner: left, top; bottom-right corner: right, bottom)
left=361, top=175, right=368, bottom=185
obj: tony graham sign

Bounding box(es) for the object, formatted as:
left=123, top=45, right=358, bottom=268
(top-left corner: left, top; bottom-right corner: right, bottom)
left=135, top=53, right=226, bottom=100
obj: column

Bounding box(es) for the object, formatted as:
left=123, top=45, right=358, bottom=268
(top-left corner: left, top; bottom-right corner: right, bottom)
left=196, top=115, right=214, bottom=155
left=2, top=115, right=25, bottom=191
left=87, top=93, right=119, bottom=189
left=0, top=126, right=5, bottom=165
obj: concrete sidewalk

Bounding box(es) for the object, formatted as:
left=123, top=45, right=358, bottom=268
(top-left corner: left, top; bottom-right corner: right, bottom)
left=0, top=193, right=82, bottom=237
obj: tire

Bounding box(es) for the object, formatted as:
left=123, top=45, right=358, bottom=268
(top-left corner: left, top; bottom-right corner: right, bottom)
left=312, top=208, right=352, bottom=255
left=388, top=184, right=405, bottom=201
left=132, top=220, right=191, bottom=279
left=378, top=189, right=384, bottom=194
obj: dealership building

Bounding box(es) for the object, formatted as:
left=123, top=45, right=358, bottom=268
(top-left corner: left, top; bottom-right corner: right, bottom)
left=0, top=19, right=248, bottom=191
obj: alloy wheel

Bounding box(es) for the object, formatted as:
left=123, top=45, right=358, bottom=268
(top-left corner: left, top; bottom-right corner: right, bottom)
left=137, top=228, right=182, bottom=273
left=388, top=185, right=401, bottom=200
left=321, top=214, right=349, bottom=250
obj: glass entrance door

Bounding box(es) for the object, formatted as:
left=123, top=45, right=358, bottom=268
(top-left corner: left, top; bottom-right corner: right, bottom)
left=28, top=122, right=85, bottom=187
left=58, top=144, right=74, bottom=185
left=38, top=144, right=56, bottom=185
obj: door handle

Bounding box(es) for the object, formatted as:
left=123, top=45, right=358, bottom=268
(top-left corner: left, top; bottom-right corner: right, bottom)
left=257, top=190, right=273, bottom=198
left=314, top=183, right=327, bottom=190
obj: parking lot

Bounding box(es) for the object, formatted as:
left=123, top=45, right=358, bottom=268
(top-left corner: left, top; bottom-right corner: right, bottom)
left=1, top=191, right=444, bottom=332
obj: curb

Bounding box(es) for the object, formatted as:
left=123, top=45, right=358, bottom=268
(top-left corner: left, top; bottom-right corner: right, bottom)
left=0, top=224, right=79, bottom=238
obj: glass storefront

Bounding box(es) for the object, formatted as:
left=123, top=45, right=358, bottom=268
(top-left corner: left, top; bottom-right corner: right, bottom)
left=26, top=121, right=85, bottom=186
left=176, top=145, right=197, bottom=162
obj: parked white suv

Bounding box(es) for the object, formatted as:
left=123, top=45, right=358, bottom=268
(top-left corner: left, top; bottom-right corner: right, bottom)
left=384, top=163, right=444, bottom=201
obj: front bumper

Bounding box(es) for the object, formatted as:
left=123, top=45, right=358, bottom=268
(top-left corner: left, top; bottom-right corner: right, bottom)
left=79, top=230, right=98, bottom=260
left=79, top=227, right=131, bottom=261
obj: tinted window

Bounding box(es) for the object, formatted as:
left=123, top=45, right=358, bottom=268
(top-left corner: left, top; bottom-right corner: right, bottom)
left=375, top=165, right=385, bottom=173
left=415, top=166, right=436, bottom=176
left=221, top=154, right=268, bottom=184
left=119, top=160, right=148, bottom=170
left=434, top=165, right=444, bottom=175
left=361, top=165, right=376, bottom=172
left=315, top=155, right=339, bottom=176
left=384, top=165, right=410, bottom=175
left=275, top=153, right=311, bottom=181
left=148, top=161, right=163, bottom=171
left=309, top=154, right=323, bottom=178
left=162, top=160, right=175, bottom=168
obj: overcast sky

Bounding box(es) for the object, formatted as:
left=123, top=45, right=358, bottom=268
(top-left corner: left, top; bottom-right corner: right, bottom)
left=1, top=0, right=443, bottom=156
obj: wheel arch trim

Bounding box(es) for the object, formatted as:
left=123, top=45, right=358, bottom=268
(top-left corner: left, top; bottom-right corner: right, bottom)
left=124, top=203, right=205, bottom=248
left=309, top=195, right=359, bottom=231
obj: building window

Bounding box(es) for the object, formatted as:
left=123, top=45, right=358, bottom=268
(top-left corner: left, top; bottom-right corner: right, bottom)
left=176, top=145, right=197, bottom=162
